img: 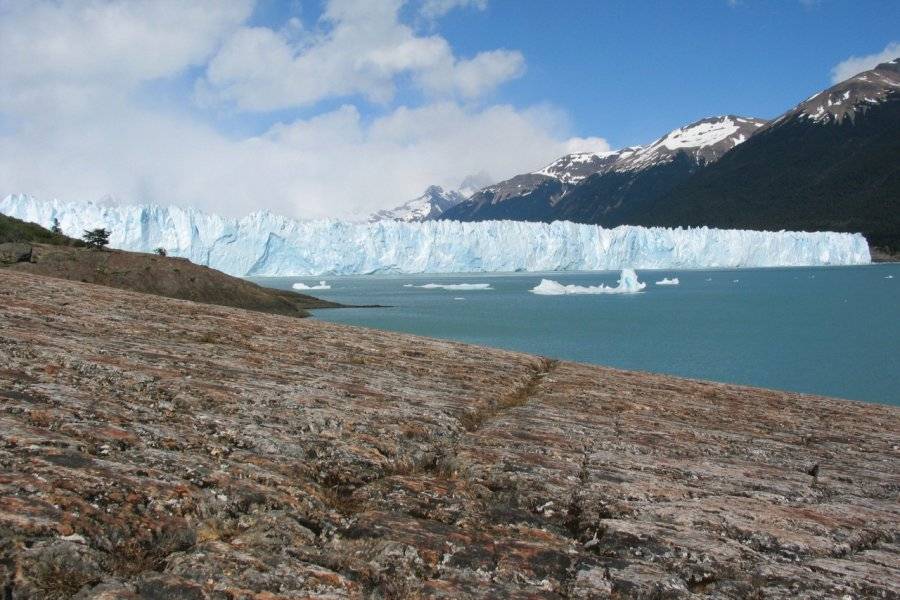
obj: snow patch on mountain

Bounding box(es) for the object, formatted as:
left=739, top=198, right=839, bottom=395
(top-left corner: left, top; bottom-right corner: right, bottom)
left=369, top=185, right=465, bottom=222
left=531, top=116, right=764, bottom=188
left=783, top=58, right=899, bottom=125
left=617, top=116, right=766, bottom=171
left=1, top=194, right=871, bottom=277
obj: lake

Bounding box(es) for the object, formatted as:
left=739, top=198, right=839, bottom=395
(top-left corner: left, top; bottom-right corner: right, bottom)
left=252, top=264, right=899, bottom=405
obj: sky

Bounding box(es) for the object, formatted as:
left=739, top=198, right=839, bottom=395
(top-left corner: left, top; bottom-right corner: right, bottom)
left=0, top=0, right=897, bottom=220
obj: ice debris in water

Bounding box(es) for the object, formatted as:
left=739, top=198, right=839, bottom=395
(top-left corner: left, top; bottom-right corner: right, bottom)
left=417, top=283, right=492, bottom=290
left=655, top=277, right=680, bottom=285
left=292, top=281, right=331, bottom=290
left=531, top=269, right=646, bottom=295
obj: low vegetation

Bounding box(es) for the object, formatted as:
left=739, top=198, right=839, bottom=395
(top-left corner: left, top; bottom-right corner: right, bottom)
left=0, top=213, right=80, bottom=246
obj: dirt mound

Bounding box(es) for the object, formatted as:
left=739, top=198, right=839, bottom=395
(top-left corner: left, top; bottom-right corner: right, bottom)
left=4, top=243, right=340, bottom=317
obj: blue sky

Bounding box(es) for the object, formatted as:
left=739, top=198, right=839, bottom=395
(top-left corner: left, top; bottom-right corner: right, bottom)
left=248, top=0, right=900, bottom=148
left=1, top=0, right=897, bottom=218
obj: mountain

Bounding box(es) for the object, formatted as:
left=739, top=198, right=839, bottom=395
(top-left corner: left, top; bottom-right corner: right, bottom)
left=441, top=116, right=766, bottom=222
left=0, top=194, right=869, bottom=276
left=641, top=59, right=900, bottom=250
left=442, top=60, right=899, bottom=251
left=369, top=185, right=465, bottom=222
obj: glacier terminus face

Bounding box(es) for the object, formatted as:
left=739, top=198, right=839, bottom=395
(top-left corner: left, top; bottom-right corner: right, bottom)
left=0, top=194, right=871, bottom=277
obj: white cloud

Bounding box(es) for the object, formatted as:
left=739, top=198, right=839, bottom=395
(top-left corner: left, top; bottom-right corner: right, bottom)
left=0, top=0, right=605, bottom=221
left=561, top=137, right=613, bottom=155
left=420, top=0, right=488, bottom=19
left=0, top=99, right=602, bottom=220
left=0, top=0, right=253, bottom=114
left=831, top=41, right=900, bottom=83
left=199, top=0, right=523, bottom=110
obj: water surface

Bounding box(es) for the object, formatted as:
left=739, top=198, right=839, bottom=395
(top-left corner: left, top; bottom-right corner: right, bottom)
left=253, top=264, right=899, bottom=405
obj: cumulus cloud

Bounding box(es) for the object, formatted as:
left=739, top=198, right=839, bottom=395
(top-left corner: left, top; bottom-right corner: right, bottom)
left=0, top=0, right=253, bottom=114
left=0, top=0, right=605, bottom=221
left=831, top=41, right=900, bottom=83
left=561, top=137, right=613, bottom=155
left=199, top=0, right=523, bottom=110
left=420, top=0, right=488, bottom=19
left=1, top=100, right=602, bottom=220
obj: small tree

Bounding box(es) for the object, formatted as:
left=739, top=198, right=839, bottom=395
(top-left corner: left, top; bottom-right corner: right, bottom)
left=154, top=247, right=167, bottom=256
left=82, top=228, right=110, bottom=250
left=50, top=217, right=62, bottom=235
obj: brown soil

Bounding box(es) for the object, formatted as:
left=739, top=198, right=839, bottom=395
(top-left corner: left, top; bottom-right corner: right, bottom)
left=3, top=243, right=342, bottom=317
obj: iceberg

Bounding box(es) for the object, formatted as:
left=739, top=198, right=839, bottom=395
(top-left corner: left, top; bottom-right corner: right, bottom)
left=0, top=194, right=872, bottom=277
left=292, top=281, right=331, bottom=290
left=416, top=283, right=493, bottom=290
left=655, top=277, right=680, bottom=285
left=531, top=269, right=646, bottom=295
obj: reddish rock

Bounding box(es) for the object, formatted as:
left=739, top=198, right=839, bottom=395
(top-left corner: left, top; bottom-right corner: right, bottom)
left=0, top=270, right=898, bottom=598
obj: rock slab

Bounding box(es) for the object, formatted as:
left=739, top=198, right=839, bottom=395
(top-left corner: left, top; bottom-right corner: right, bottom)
left=0, top=270, right=897, bottom=599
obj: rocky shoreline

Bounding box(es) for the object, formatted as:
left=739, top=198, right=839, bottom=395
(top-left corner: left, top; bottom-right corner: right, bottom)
left=1, top=270, right=897, bottom=599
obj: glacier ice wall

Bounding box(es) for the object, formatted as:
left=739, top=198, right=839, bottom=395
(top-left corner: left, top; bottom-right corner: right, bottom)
left=0, top=194, right=871, bottom=276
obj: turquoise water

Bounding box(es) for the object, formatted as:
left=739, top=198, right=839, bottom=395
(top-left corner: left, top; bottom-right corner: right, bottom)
left=252, top=264, right=899, bottom=405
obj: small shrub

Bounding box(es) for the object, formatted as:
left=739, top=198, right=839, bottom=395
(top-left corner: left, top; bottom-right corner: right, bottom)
left=154, top=247, right=167, bottom=256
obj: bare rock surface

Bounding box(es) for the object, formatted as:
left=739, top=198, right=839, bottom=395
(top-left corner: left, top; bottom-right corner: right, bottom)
left=0, top=270, right=897, bottom=599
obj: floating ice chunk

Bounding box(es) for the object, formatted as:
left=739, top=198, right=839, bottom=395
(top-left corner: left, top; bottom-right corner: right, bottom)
left=453, top=297, right=465, bottom=300
left=292, top=280, right=331, bottom=290
left=417, top=283, right=493, bottom=290
left=733, top=279, right=739, bottom=283
left=402, top=283, right=414, bottom=287
left=531, top=269, right=646, bottom=295
left=655, top=277, right=680, bottom=286
left=886, top=275, right=894, bottom=279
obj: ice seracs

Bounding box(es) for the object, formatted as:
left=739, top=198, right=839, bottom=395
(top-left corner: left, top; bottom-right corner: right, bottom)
left=0, top=194, right=871, bottom=277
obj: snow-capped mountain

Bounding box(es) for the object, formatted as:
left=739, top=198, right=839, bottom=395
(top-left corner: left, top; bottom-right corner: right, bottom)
left=640, top=59, right=900, bottom=250
left=441, top=60, right=898, bottom=250
left=612, top=115, right=766, bottom=171
left=781, top=57, right=899, bottom=125
left=534, top=150, right=633, bottom=184
left=534, top=115, right=765, bottom=182
left=369, top=185, right=465, bottom=222
left=0, top=194, right=869, bottom=276
left=441, top=115, right=765, bottom=222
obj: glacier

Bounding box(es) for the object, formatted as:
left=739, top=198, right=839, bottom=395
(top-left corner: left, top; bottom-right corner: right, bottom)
left=0, top=194, right=871, bottom=277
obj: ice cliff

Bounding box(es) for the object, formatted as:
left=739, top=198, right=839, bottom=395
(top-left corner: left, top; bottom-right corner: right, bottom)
left=0, top=194, right=871, bottom=276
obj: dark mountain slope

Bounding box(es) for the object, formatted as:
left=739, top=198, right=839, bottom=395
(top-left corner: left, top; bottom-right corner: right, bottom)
left=551, top=152, right=702, bottom=225
left=645, top=92, right=900, bottom=249
left=441, top=116, right=765, bottom=223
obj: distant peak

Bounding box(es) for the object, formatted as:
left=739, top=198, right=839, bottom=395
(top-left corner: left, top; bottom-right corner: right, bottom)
left=787, top=58, right=900, bottom=125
